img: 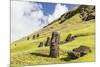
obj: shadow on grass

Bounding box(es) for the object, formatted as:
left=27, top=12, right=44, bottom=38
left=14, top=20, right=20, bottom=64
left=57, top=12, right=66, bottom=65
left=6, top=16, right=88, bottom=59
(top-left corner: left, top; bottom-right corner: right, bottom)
left=30, top=52, right=49, bottom=57
left=61, top=56, right=78, bottom=61
left=61, top=57, right=71, bottom=61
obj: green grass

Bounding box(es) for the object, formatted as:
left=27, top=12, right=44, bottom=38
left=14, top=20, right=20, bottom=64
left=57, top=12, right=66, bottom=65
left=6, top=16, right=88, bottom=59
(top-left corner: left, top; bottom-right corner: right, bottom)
left=11, top=9, right=95, bottom=66
left=11, top=35, right=95, bottom=67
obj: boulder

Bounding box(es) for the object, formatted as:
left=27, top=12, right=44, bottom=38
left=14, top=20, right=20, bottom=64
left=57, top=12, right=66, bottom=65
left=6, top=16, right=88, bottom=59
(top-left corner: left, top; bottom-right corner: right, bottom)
left=67, top=51, right=80, bottom=59
left=32, top=35, right=35, bottom=39
left=67, top=46, right=91, bottom=59
left=38, top=42, right=44, bottom=47
left=73, top=46, right=91, bottom=56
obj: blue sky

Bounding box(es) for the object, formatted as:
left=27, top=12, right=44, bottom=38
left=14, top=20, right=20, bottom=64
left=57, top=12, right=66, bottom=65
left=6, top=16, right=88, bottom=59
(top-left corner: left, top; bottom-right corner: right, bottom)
left=11, top=1, right=79, bottom=42
left=36, top=2, right=79, bottom=16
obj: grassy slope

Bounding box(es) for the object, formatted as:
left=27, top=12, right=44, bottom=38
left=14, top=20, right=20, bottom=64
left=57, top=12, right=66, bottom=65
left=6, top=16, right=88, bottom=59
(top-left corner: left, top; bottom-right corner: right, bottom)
left=11, top=11, right=95, bottom=66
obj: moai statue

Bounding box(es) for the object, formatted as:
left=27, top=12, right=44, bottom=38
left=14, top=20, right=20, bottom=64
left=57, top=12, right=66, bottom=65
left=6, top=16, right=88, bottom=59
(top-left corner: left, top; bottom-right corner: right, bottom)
left=32, top=35, right=35, bottom=39
left=65, top=34, right=74, bottom=42
left=27, top=36, right=30, bottom=40
left=49, top=31, right=60, bottom=58
left=38, top=42, right=44, bottom=47
left=37, top=34, right=39, bottom=37
left=45, top=37, right=51, bottom=46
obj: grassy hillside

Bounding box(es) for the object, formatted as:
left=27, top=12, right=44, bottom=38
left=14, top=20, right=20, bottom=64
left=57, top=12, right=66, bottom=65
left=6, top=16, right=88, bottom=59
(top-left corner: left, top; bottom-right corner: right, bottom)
left=11, top=5, right=95, bottom=67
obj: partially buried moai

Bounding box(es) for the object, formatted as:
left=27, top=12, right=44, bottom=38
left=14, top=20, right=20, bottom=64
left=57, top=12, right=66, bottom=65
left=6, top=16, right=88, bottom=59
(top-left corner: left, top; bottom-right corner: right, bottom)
left=65, top=33, right=74, bottom=42
left=27, top=36, right=30, bottom=40
left=32, top=35, right=35, bottom=39
left=45, top=37, right=51, bottom=46
left=49, top=31, right=60, bottom=58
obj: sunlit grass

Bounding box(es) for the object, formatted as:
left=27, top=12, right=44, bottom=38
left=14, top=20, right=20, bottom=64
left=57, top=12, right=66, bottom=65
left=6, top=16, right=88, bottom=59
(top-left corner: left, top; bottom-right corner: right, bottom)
left=11, top=13, right=95, bottom=67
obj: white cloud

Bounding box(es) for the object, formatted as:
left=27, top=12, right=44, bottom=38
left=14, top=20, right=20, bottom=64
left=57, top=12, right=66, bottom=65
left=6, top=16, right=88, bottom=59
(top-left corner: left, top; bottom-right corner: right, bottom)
left=11, top=1, right=68, bottom=42
left=48, top=4, right=68, bottom=23
left=11, top=1, right=47, bottom=42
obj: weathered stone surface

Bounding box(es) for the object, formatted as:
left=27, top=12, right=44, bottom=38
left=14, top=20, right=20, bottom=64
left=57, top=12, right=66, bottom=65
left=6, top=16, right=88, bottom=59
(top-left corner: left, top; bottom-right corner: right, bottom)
left=49, top=31, right=60, bottom=58
left=38, top=42, right=44, bottom=47
left=65, top=34, right=74, bottom=42
left=67, top=45, right=91, bottom=59
left=73, top=46, right=91, bottom=56
left=45, top=37, right=51, bottom=46
left=67, top=51, right=80, bottom=59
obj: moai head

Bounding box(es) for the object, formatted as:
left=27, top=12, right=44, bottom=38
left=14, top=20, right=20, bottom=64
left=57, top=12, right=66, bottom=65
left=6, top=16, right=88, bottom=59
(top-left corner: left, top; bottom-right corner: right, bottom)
left=51, top=31, right=60, bottom=44
left=52, top=31, right=60, bottom=38
left=49, top=31, right=60, bottom=58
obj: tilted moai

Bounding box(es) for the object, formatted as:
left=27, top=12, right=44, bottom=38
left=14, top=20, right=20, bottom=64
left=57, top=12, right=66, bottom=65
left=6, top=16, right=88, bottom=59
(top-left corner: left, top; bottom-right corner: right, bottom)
left=65, top=34, right=74, bottom=42
left=45, top=37, right=51, bottom=46
left=38, top=42, right=44, bottom=47
left=49, top=31, right=60, bottom=58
